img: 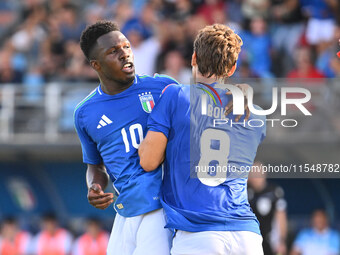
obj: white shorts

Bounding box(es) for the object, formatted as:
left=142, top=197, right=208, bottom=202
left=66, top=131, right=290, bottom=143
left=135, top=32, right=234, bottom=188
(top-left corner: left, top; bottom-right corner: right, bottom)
left=171, top=230, right=263, bottom=255
left=107, top=208, right=172, bottom=255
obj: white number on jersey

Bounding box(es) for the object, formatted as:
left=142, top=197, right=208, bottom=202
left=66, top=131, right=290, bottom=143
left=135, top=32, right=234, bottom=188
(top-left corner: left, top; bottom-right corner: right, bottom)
left=197, top=128, right=230, bottom=186
left=121, top=123, right=144, bottom=153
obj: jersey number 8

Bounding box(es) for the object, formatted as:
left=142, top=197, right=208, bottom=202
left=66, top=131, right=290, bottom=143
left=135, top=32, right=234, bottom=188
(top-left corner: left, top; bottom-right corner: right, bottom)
left=197, top=128, right=230, bottom=187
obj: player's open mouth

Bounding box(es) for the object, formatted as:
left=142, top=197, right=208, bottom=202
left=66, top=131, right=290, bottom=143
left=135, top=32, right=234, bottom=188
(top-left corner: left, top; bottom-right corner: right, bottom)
left=122, top=62, right=134, bottom=73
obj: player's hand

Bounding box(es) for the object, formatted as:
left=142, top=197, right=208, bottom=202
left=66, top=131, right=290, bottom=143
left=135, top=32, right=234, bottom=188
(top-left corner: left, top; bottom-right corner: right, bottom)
left=225, top=83, right=251, bottom=122
left=87, top=183, right=114, bottom=210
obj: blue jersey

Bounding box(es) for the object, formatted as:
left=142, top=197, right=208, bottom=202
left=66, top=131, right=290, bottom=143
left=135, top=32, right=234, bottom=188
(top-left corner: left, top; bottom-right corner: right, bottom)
left=294, top=228, right=340, bottom=255
left=148, top=83, right=266, bottom=233
left=74, top=74, right=178, bottom=217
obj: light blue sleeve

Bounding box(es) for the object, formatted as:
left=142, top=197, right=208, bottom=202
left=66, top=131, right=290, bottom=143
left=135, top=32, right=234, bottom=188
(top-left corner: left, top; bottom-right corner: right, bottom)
left=329, top=230, right=340, bottom=254
left=293, top=229, right=309, bottom=251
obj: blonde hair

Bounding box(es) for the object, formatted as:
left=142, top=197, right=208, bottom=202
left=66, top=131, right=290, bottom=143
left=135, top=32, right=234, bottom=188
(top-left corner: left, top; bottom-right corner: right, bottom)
left=193, top=24, right=242, bottom=78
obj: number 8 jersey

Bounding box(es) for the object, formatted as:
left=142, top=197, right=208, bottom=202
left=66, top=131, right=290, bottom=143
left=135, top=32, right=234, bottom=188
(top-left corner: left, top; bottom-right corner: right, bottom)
left=147, top=83, right=266, bottom=234
left=74, top=74, right=178, bottom=217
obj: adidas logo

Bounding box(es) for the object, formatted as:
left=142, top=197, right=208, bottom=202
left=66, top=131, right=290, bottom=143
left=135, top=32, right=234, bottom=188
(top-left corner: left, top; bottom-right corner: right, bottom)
left=97, top=115, right=112, bottom=129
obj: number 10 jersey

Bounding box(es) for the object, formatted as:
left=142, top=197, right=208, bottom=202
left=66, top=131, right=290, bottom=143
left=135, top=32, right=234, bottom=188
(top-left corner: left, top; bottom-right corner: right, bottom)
left=74, top=74, right=178, bottom=217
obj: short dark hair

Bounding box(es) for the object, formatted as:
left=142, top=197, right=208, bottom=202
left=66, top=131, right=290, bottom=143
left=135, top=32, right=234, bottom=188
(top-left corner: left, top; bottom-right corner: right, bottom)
left=42, top=212, right=57, bottom=222
left=2, top=216, right=17, bottom=225
left=80, top=20, right=120, bottom=60
left=193, top=24, right=242, bottom=78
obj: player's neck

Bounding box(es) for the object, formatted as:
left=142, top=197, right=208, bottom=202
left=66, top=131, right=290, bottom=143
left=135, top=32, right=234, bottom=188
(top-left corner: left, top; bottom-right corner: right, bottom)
left=99, top=77, right=135, bottom=95
left=194, top=72, right=222, bottom=85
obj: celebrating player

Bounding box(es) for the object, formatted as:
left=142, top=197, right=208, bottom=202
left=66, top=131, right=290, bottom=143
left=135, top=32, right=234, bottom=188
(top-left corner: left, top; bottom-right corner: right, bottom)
left=139, top=24, right=266, bottom=255
left=74, top=21, right=179, bottom=255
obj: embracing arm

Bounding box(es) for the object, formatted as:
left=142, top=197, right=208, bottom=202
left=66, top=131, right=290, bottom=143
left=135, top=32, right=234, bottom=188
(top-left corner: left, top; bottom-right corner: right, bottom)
left=139, top=131, right=168, bottom=172
left=86, top=163, right=114, bottom=209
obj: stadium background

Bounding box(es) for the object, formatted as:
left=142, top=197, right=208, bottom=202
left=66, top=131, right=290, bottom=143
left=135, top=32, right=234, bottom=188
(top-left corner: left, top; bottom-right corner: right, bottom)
left=0, top=0, right=339, bottom=252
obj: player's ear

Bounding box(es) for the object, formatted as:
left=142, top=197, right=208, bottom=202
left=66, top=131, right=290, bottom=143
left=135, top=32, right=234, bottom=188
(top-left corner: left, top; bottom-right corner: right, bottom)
left=90, top=60, right=100, bottom=71
left=227, top=63, right=237, bottom=77
left=191, top=51, right=197, bottom=67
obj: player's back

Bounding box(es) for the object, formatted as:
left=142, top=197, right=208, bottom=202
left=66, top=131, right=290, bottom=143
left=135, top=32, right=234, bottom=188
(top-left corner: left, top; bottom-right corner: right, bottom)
left=148, top=83, right=266, bottom=233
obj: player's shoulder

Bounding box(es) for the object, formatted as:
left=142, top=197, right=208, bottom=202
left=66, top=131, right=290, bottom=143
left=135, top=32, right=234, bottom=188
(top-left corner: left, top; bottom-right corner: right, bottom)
left=161, top=82, right=185, bottom=94
left=138, top=73, right=179, bottom=87
left=74, top=87, right=99, bottom=117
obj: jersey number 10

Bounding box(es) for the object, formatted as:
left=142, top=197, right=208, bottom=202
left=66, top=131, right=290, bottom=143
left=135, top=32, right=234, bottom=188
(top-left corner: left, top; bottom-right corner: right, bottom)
left=121, top=123, right=144, bottom=153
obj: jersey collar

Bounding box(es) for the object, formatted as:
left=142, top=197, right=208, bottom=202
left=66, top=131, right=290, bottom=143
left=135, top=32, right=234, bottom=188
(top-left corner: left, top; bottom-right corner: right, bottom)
left=97, top=76, right=138, bottom=97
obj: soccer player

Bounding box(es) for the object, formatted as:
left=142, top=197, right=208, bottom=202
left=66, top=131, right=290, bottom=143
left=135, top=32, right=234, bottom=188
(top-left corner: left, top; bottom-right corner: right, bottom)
left=30, top=213, right=73, bottom=255
left=0, top=217, right=31, bottom=255
left=139, top=24, right=266, bottom=255
left=72, top=217, right=109, bottom=255
left=74, top=21, right=179, bottom=254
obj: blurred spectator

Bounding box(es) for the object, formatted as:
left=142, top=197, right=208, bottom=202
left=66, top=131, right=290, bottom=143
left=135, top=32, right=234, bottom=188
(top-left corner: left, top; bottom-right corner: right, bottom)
left=58, top=4, right=86, bottom=43
left=197, top=0, right=226, bottom=25
left=156, top=16, right=200, bottom=74
left=186, top=14, right=208, bottom=41
left=0, top=0, right=339, bottom=83
left=111, top=1, right=134, bottom=28
left=23, top=65, right=45, bottom=102
left=234, top=61, right=259, bottom=80
left=166, top=0, right=193, bottom=22
left=124, top=4, right=161, bottom=76
left=270, top=0, right=304, bottom=76
left=48, top=0, right=72, bottom=14
left=226, top=0, right=244, bottom=26
left=241, top=0, right=270, bottom=20
left=316, top=25, right=340, bottom=77
left=248, top=162, right=288, bottom=255
left=0, top=1, right=18, bottom=38
left=11, top=3, right=47, bottom=63
left=19, top=0, right=46, bottom=21
left=62, top=40, right=97, bottom=82
left=72, top=218, right=109, bottom=255
left=287, top=46, right=325, bottom=78
left=290, top=209, right=340, bottom=255
left=0, top=44, right=24, bottom=84
left=329, top=45, right=340, bottom=77
left=161, top=50, right=191, bottom=84
left=39, top=15, right=66, bottom=81
left=300, top=0, right=338, bottom=49
left=84, top=0, right=114, bottom=22
left=122, top=3, right=157, bottom=41
left=0, top=217, right=31, bottom=255
left=126, top=28, right=160, bottom=76
left=240, top=16, right=274, bottom=78
left=30, top=213, right=73, bottom=255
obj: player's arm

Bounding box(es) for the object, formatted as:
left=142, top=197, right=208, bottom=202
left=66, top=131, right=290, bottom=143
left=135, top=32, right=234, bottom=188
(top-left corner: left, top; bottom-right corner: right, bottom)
left=139, top=131, right=168, bottom=172
left=139, top=84, right=179, bottom=172
left=275, top=209, right=288, bottom=254
left=273, top=187, right=288, bottom=254
left=86, top=163, right=114, bottom=210
left=74, top=108, right=114, bottom=210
